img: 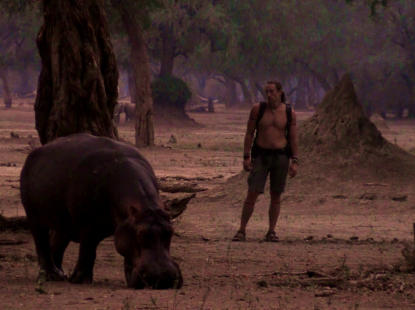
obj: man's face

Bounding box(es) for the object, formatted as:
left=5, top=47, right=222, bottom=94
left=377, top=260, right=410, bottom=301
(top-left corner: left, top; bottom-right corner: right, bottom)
left=265, top=84, right=281, bottom=104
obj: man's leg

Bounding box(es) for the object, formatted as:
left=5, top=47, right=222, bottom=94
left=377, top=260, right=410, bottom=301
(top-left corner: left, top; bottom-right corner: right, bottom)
left=267, top=153, right=288, bottom=239
left=238, top=191, right=261, bottom=233
left=234, top=155, right=267, bottom=241
left=268, top=191, right=282, bottom=233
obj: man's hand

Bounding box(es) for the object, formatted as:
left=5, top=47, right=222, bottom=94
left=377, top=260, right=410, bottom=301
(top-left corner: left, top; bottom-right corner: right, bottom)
left=288, top=162, right=298, bottom=178
left=243, top=158, right=252, bottom=171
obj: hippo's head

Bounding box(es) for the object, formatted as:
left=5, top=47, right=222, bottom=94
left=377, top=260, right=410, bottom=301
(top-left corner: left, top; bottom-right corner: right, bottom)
left=115, top=207, right=183, bottom=289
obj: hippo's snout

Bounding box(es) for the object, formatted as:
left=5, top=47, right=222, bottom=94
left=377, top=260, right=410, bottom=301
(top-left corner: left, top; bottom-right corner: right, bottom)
left=126, top=260, right=182, bottom=289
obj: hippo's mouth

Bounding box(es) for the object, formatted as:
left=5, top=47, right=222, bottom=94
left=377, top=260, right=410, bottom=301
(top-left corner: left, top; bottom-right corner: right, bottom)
left=124, top=259, right=183, bottom=289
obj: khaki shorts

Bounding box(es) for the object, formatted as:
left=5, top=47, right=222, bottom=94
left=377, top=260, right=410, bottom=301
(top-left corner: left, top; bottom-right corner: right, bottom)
left=247, top=153, right=289, bottom=193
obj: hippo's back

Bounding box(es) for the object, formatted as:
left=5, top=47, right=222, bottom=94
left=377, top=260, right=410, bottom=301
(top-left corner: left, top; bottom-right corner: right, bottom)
left=20, top=133, right=155, bottom=230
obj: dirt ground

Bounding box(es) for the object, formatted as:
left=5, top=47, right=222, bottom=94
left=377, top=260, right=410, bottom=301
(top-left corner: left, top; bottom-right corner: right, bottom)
left=1, top=101, right=415, bottom=309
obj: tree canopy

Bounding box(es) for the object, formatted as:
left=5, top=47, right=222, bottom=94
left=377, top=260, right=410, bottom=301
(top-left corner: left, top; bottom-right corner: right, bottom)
left=1, top=0, right=415, bottom=117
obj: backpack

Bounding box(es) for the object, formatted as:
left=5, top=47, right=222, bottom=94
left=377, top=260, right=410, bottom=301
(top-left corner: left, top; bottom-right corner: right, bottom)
left=250, top=101, right=293, bottom=159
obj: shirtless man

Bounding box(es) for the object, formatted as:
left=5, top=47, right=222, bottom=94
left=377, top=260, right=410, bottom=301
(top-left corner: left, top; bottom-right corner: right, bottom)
left=232, top=81, right=298, bottom=242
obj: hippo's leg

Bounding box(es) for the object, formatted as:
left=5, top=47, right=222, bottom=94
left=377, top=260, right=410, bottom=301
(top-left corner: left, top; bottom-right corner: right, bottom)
left=69, top=234, right=100, bottom=284
left=50, top=230, right=70, bottom=272
left=31, top=225, right=66, bottom=281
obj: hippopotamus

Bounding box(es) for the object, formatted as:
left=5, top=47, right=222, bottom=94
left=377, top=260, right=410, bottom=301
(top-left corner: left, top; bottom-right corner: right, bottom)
left=114, top=102, right=136, bottom=124
left=20, top=133, right=183, bottom=289
left=113, top=103, right=122, bottom=124
left=123, top=102, right=136, bottom=122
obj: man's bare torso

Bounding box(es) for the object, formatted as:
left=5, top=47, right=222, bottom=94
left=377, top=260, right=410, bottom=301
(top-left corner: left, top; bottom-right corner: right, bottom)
left=256, top=103, right=288, bottom=149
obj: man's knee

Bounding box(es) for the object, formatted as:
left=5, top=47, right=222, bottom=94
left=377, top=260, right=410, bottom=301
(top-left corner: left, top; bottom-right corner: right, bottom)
left=245, top=191, right=260, bottom=205
left=270, top=192, right=282, bottom=205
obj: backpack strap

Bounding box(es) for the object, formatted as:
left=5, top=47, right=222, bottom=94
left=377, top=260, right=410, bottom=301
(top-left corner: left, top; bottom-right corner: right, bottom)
left=255, top=101, right=267, bottom=129
left=251, top=102, right=266, bottom=158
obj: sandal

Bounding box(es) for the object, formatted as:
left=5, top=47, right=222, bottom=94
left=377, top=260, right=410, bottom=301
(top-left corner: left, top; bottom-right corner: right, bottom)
left=264, top=231, right=279, bottom=242
left=232, top=230, right=246, bottom=242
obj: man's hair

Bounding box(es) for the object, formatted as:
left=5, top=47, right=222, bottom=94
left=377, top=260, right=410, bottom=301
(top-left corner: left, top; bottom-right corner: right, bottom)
left=267, top=80, right=286, bottom=102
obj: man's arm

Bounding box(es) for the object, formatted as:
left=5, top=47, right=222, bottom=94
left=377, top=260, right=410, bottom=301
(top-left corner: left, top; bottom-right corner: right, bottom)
left=243, top=104, right=259, bottom=158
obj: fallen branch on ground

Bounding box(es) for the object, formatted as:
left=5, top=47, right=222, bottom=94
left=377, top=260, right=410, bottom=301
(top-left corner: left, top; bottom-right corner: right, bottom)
left=0, top=239, right=27, bottom=245
left=0, top=214, right=29, bottom=231
left=158, top=182, right=206, bottom=193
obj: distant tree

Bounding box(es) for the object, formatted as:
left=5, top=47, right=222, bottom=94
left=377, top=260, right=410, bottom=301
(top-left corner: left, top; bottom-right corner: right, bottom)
left=4, top=0, right=410, bottom=121
left=0, top=10, right=16, bottom=108
left=14, top=9, right=42, bottom=96
left=151, top=75, right=191, bottom=119
left=0, top=4, right=40, bottom=108
left=385, top=2, right=415, bottom=118
left=149, top=0, right=227, bottom=77
left=345, top=0, right=389, bottom=16
left=344, top=0, right=415, bottom=118
left=187, top=0, right=276, bottom=106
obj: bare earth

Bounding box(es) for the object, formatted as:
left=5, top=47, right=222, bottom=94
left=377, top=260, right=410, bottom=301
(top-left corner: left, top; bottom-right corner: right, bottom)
left=1, top=101, right=415, bottom=309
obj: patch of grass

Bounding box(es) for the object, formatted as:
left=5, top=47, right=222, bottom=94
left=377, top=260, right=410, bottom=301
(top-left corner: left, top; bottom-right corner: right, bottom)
left=334, top=255, right=351, bottom=279
left=150, top=296, right=158, bottom=307
left=200, top=286, right=211, bottom=310
left=171, top=288, right=180, bottom=310
left=122, top=297, right=133, bottom=310
left=176, top=142, right=243, bottom=152
left=210, top=143, right=244, bottom=152
left=35, top=270, right=48, bottom=295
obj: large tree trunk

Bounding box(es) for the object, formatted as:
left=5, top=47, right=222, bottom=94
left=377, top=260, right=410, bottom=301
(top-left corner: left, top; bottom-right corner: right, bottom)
left=408, top=87, right=415, bottom=119
left=408, top=104, right=415, bottom=118
left=17, top=61, right=33, bottom=96
left=240, top=80, right=253, bottom=105
left=295, top=74, right=307, bottom=109
left=254, top=81, right=265, bottom=101
left=159, top=24, right=175, bottom=77
left=233, top=77, right=252, bottom=105
left=224, top=77, right=239, bottom=108
left=306, top=77, right=319, bottom=108
left=295, top=59, right=332, bottom=92
left=35, top=0, right=119, bottom=145
left=195, top=73, right=207, bottom=96
left=331, top=68, right=340, bottom=86
left=127, top=67, right=137, bottom=102
left=401, top=73, right=415, bottom=119
left=112, top=0, right=154, bottom=147
left=0, top=66, right=12, bottom=109
left=249, top=79, right=259, bottom=102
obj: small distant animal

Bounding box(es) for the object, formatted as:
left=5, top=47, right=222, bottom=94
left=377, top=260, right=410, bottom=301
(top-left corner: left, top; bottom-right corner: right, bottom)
left=20, top=133, right=182, bottom=289
left=123, top=102, right=136, bottom=121
left=114, top=102, right=136, bottom=124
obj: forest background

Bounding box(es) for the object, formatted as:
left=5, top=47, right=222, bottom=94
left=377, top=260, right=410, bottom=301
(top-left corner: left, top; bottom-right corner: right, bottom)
left=1, top=0, right=414, bottom=121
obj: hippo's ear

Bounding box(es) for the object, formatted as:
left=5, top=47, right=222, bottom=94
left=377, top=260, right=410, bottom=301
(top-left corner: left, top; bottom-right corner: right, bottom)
left=114, top=222, right=135, bottom=257
left=163, top=194, right=195, bottom=219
